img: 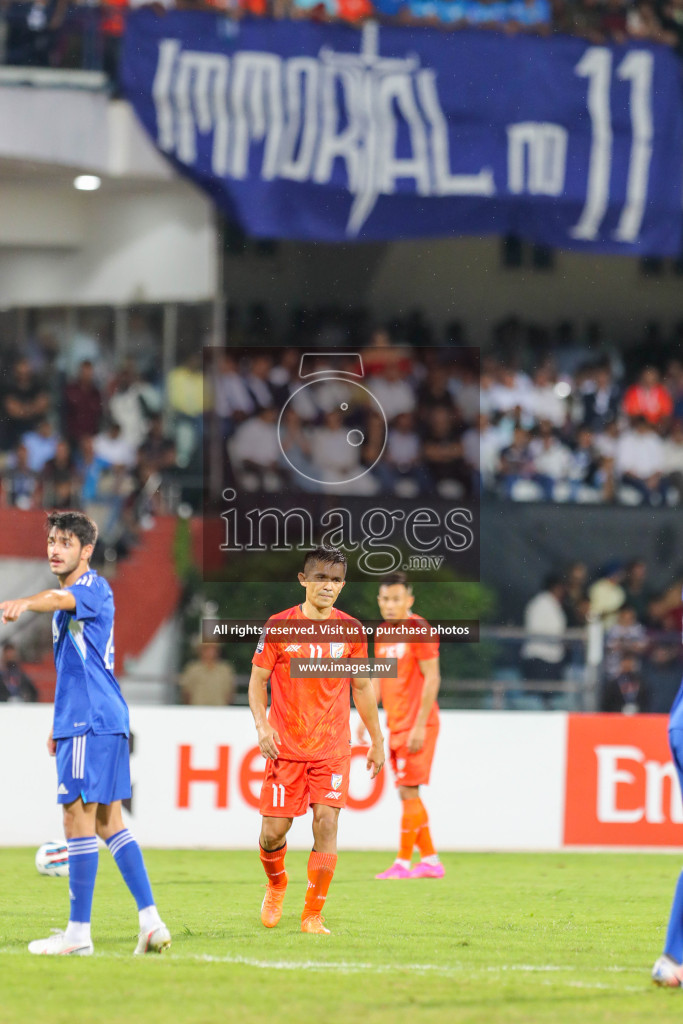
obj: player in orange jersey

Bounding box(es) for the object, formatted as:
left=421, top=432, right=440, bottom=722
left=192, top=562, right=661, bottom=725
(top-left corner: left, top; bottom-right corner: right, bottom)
left=248, top=545, right=385, bottom=934
left=359, top=571, right=443, bottom=880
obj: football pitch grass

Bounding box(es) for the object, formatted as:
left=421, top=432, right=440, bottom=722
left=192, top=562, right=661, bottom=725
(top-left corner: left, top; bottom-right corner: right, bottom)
left=2, top=850, right=683, bottom=1023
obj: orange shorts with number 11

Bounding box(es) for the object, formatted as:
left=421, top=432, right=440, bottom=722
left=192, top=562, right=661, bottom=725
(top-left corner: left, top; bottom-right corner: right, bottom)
left=259, top=754, right=351, bottom=817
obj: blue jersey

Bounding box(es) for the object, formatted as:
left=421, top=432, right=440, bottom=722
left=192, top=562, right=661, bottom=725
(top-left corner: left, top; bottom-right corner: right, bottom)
left=52, top=570, right=129, bottom=740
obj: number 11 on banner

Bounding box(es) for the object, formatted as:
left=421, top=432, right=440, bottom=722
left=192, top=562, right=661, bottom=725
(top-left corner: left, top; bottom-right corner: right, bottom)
left=571, top=47, right=654, bottom=244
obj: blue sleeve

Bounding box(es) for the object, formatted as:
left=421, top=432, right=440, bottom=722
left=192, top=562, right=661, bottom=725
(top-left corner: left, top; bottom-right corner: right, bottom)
left=66, top=577, right=108, bottom=621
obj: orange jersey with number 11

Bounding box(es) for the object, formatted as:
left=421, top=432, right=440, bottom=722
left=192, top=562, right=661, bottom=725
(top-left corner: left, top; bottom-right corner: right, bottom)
left=252, top=604, right=368, bottom=761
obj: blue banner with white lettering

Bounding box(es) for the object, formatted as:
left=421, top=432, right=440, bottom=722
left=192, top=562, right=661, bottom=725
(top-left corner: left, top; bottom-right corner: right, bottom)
left=121, top=12, right=683, bottom=254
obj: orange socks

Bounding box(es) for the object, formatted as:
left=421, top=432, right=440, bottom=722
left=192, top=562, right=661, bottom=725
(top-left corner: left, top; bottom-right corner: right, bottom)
left=260, top=842, right=287, bottom=888
left=399, top=798, right=429, bottom=862
left=261, top=845, right=336, bottom=922
left=416, top=823, right=436, bottom=858
left=302, top=851, right=337, bottom=920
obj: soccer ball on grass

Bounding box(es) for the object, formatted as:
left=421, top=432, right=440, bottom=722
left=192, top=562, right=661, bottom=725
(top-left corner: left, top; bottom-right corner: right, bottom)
left=35, top=840, right=69, bottom=877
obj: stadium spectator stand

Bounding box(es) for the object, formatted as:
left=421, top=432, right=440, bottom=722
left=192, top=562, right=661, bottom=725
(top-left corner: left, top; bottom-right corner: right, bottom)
left=1, top=0, right=679, bottom=73
left=5, top=306, right=683, bottom=510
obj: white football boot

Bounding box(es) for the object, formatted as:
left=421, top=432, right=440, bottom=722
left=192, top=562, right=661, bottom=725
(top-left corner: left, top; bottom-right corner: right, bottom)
left=28, top=929, right=93, bottom=956
left=134, top=923, right=172, bottom=955
left=652, top=953, right=683, bottom=987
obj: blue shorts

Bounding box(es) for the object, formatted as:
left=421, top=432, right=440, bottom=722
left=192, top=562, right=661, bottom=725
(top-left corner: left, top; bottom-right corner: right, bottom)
left=55, top=731, right=131, bottom=806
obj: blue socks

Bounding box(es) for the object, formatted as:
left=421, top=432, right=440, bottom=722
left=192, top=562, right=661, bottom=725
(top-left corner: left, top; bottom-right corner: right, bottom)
left=63, top=830, right=161, bottom=943
left=67, top=837, right=98, bottom=925
left=665, top=869, right=683, bottom=962
left=106, top=829, right=155, bottom=912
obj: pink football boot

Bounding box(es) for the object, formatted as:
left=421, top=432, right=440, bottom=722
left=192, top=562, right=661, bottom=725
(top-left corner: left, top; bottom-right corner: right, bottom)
left=375, top=861, right=412, bottom=879
left=410, top=861, right=445, bottom=879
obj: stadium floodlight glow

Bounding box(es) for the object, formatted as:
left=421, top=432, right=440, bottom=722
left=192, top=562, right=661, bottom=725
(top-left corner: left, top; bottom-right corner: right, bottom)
left=73, top=175, right=101, bottom=191
left=554, top=382, right=571, bottom=399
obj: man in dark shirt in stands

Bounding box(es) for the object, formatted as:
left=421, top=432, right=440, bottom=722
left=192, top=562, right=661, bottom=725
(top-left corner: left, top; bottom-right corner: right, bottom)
left=422, top=405, right=471, bottom=496
left=63, top=361, right=103, bottom=448
left=599, top=655, right=652, bottom=714
left=0, top=643, right=38, bottom=702
left=1, top=358, right=49, bottom=452
left=580, top=363, right=621, bottom=431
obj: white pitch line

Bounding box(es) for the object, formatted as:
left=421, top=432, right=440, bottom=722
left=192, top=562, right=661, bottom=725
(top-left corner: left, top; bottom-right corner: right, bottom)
left=495, top=964, right=567, bottom=972
left=198, top=955, right=454, bottom=973
left=0, top=946, right=655, bottom=990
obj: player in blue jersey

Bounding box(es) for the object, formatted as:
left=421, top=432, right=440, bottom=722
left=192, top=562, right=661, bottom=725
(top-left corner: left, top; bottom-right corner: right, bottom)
left=653, top=597, right=683, bottom=986
left=0, top=510, right=170, bottom=957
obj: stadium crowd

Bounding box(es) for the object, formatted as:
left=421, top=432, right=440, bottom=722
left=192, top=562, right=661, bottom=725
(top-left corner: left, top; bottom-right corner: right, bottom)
left=5, top=307, right=683, bottom=512
left=218, top=338, right=478, bottom=498
left=213, top=324, right=683, bottom=506
left=0, top=349, right=190, bottom=555
left=3, top=0, right=682, bottom=72
left=519, top=558, right=683, bottom=712
left=479, top=358, right=683, bottom=505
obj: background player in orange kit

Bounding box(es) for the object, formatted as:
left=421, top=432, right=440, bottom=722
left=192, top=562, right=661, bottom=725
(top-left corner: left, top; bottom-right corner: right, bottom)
left=248, top=545, right=385, bottom=934
left=359, top=571, right=443, bottom=880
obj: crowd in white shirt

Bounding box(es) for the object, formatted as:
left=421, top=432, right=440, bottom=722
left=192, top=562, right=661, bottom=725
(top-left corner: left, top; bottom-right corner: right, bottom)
left=188, top=342, right=683, bottom=504
left=477, top=357, right=683, bottom=504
